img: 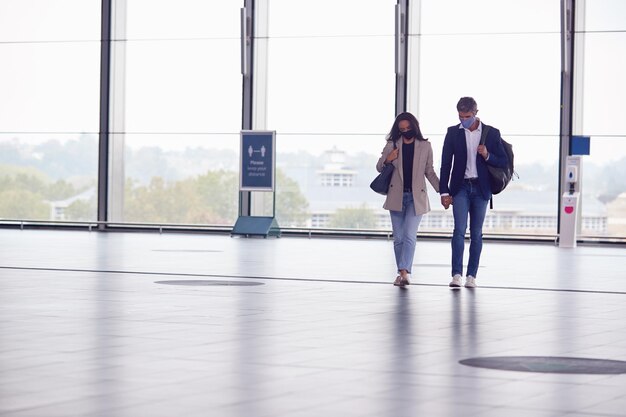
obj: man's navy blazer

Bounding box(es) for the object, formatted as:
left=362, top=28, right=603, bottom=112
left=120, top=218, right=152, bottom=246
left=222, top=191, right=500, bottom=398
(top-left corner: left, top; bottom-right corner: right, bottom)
left=439, top=122, right=509, bottom=200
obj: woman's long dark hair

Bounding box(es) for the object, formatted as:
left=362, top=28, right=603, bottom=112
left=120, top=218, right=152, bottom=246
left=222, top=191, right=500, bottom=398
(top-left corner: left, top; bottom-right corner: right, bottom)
left=386, top=112, right=427, bottom=143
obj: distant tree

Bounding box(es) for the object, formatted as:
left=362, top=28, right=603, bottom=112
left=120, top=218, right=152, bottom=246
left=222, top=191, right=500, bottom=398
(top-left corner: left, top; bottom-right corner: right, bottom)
left=123, top=171, right=239, bottom=224
left=64, top=199, right=96, bottom=221
left=0, top=166, right=91, bottom=220
left=0, top=141, right=24, bottom=165
left=0, top=189, right=49, bottom=219
left=122, top=168, right=309, bottom=227
left=125, top=146, right=173, bottom=184
left=124, top=177, right=180, bottom=223
left=598, top=157, right=626, bottom=202
left=3, top=173, right=47, bottom=195
left=328, top=204, right=378, bottom=229
left=44, top=179, right=82, bottom=200
left=273, top=169, right=309, bottom=227
left=0, top=164, right=48, bottom=181
left=195, top=170, right=238, bottom=223
left=33, top=135, right=98, bottom=179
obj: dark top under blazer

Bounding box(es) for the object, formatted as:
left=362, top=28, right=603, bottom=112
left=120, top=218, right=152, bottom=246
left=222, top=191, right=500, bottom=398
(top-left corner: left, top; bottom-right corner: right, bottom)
left=439, top=122, right=509, bottom=200
left=376, top=138, right=440, bottom=215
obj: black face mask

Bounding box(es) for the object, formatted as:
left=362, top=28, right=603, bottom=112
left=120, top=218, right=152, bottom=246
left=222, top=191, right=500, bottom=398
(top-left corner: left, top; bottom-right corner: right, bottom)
left=401, top=129, right=416, bottom=139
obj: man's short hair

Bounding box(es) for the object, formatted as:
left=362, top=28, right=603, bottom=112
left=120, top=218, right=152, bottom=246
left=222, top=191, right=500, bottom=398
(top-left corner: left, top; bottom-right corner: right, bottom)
left=457, top=97, right=477, bottom=113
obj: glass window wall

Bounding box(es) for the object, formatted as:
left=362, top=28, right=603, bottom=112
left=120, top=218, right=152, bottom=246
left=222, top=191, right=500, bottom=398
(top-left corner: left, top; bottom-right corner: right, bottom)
left=574, top=0, right=626, bottom=238
left=257, top=0, right=397, bottom=230
left=110, top=1, right=242, bottom=225
left=0, top=0, right=623, bottom=241
left=407, top=0, right=562, bottom=235
left=0, top=1, right=101, bottom=222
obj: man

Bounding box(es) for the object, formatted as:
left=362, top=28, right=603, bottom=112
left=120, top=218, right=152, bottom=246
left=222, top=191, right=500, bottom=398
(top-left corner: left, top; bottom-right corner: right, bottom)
left=439, top=97, right=508, bottom=288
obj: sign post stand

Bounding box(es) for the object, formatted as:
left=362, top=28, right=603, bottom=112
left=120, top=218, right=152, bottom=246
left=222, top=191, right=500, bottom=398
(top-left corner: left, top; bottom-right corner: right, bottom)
left=232, top=130, right=280, bottom=237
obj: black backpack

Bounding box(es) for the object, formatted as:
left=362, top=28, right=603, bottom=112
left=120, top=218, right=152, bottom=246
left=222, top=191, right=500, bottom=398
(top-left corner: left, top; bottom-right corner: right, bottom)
left=480, top=125, right=515, bottom=195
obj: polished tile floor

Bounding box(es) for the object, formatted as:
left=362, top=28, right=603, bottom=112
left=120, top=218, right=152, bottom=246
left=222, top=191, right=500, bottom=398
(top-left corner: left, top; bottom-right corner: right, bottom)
left=0, top=229, right=625, bottom=417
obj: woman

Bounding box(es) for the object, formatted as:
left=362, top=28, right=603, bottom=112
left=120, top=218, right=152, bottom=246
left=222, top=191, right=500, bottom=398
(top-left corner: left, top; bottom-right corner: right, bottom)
left=376, top=112, right=440, bottom=286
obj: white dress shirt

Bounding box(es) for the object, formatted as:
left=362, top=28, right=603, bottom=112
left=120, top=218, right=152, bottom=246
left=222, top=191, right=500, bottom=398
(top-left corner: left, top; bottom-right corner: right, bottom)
left=460, top=122, right=482, bottom=179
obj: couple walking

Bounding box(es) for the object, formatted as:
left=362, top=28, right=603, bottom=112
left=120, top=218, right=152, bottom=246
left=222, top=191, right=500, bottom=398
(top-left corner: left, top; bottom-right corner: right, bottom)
left=375, top=97, right=509, bottom=288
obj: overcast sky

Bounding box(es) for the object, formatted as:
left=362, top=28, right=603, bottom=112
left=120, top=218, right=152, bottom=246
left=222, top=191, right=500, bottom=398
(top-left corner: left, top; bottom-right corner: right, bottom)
left=0, top=0, right=624, bottom=168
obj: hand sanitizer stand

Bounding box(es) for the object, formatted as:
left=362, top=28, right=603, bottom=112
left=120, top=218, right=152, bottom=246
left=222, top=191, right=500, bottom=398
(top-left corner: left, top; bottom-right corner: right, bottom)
left=559, top=137, right=589, bottom=248
left=560, top=192, right=579, bottom=248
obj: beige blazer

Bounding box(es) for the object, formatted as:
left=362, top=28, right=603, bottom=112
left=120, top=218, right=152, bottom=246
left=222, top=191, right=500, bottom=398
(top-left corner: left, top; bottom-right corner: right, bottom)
left=376, top=139, right=440, bottom=215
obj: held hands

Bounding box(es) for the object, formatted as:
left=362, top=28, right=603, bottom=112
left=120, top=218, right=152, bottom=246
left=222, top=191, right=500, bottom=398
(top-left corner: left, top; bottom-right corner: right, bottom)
left=385, top=148, right=399, bottom=163
left=441, top=195, right=453, bottom=210
left=477, top=144, right=489, bottom=160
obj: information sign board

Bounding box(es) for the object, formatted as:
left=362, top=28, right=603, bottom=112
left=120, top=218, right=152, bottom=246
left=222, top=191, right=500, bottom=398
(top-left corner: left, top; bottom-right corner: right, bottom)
left=240, top=130, right=275, bottom=191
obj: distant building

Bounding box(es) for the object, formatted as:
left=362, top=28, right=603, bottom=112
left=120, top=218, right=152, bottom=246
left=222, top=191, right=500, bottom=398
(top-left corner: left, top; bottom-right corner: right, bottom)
left=280, top=147, right=610, bottom=235
left=316, top=147, right=357, bottom=188
left=49, top=187, right=96, bottom=221
left=607, top=192, right=626, bottom=235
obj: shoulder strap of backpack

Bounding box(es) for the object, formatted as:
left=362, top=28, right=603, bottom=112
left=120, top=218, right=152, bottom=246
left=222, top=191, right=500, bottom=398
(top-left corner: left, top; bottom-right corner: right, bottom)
left=479, top=124, right=491, bottom=145
left=480, top=124, right=494, bottom=210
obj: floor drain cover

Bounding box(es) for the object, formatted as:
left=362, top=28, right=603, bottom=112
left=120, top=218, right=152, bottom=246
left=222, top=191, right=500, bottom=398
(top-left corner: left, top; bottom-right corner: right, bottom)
left=156, top=280, right=264, bottom=287
left=459, top=356, right=626, bottom=374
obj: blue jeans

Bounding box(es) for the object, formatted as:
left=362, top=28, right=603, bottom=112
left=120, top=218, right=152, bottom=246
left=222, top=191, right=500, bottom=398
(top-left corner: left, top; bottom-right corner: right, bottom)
left=390, top=192, right=423, bottom=274
left=451, top=181, right=489, bottom=278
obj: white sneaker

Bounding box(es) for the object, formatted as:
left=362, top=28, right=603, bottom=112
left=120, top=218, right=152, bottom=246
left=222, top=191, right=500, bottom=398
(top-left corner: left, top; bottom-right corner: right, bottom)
left=449, top=274, right=462, bottom=287
left=465, top=276, right=477, bottom=288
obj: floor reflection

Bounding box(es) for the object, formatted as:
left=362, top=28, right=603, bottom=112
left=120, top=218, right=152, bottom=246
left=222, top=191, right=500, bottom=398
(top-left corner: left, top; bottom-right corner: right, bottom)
left=391, top=288, right=413, bottom=417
